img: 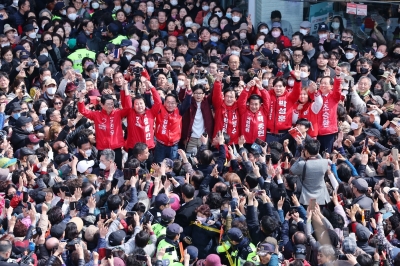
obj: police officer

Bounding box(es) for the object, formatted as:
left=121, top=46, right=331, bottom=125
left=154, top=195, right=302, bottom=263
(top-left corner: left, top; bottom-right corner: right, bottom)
left=155, top=245, right=199, bottom=266
left=147, top=193, right=175, bottom=224
left=152, top=208, right=176, bottom=239
left=217, top=228, right=259, bottom=266
left=156, top=223, right=182, bottom=263
left=67, top=35, right=96, bottom=72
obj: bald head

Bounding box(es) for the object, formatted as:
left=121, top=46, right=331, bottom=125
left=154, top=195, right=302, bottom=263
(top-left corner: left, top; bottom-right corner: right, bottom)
left=228, top=55, right=240, bottom=71
left=46, top=237, right=60, bottom=250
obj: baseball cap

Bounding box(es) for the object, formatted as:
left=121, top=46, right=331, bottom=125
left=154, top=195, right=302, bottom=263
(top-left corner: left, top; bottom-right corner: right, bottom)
left=300, top=21, right=311, bottom=28
left=364, top=128, right=381, bottom=139
left=70, top=217, right=83, bottom=232
left=76, top=34, right=87, bottom=46
left=16, top=116, right=33, bottom=127
left=257, top=243, right=275, bottom=256
left=155, top=193, right=175, bottom=207
left=371, top=95, right=384, bottom=106
left=271, top=22, right=281, bottom=28
left=355, top=223, right=371, bottom=241
left=163, top=158, right=173, bottom=168
left=107, top=23, right=120, bottom=36
left=186, top=246, right=198, bottom=263
left=50, top=223, right=66, bottom=238
left=20, top=51, right=30, bottom=60
left=10, top=102, right=22, bottom=113
left=109, top=230, right=127, bottom=246
left=23, top=24, right=34, bottom=32
left=294, top=244, right=307, bottom=259
left=44, top=78, right=57, bottom=87
left=242, top=44, right=251, bottom=54
left=227, top=228, right=243, bottom=242
left=77, top=160, right=95, bottom=174
left=54, top=154, right=71, bottom=165
left=187, top=33, right=198, bottom=42
left=345, top=44, right=358, bottom=51
left=351, top=178, right=368, bottom=191
left=161, top=208, right=176, bottom=221
left=0, top=158, right=17, bottom=168
left=231, top=7, right=242, bottom=14
left=317, top=23, right=328, bottom=31
left=38, top=55, right=49, bottom=65
left=166, top=223, right=183, bottom=236
left=120, top=39, right=132, bottom=47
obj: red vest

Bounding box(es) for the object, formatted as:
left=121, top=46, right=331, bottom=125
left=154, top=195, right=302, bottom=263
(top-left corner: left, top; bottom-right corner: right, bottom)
left=155, top=106, right=182, bottom=146
left=267, top=80, right=301, bottom=134
left=296, top=101, right=319, bottom=138
left=317, top=78, right=342, bottom=136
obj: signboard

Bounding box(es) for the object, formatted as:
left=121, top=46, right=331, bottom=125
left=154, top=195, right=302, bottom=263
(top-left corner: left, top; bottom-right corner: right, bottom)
left=356, top=4, right=367, bottom=16
left=346, top=3, right=357, bottom=15
left=309, top=2, right=334, bottom=36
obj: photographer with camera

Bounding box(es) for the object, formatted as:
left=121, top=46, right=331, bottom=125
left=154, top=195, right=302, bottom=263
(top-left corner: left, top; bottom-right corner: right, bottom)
left=57, top=69, right=86, bottom=97
left=0, top=240, right=32, bottom=266
left=150, top=58, right=178, bottom=91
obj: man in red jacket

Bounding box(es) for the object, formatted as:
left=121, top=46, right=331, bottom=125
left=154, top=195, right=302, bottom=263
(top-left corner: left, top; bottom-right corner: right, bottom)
left=316, top=67, right=342, bottom=153
left=77, top=80, right=130, bottom=169
left=237, top=77, right=270, bottom=145
left=266, top=66, right=302, bottom=143
left=120, top=78, right=162, bottom=157
left=154, top=89, right=192, bottom=163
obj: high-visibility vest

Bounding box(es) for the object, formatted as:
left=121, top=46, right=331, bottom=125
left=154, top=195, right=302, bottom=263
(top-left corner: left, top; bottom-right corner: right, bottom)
left=110, top=35, right=127, bottom=45
left=157, top=239, right=179, bottom=262
left=217, top=241, right=259, bottom=266
left=152, top=223, right=167, bottom=239
left=67, top=48, right=96, bottom=72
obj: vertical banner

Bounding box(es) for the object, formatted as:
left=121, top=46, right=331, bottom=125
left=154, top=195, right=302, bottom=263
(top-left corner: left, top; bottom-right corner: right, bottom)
left=309, top=2, right=334, bottom=36
left=346, top=3, right=357, bottom=15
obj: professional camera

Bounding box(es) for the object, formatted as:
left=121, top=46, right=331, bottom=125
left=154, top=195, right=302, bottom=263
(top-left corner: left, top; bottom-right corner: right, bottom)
left=65, top=96, right=78, bottom=119
left=193, top=53, right=210, bottom=67
left=26, top=61, right=36, bottom=67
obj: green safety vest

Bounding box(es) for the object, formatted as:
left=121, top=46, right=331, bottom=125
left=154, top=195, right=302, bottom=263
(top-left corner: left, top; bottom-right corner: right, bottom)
left=157, top=239, right=179, bottom=263
left=52, top=15, right=61, bottom=21
left=152, top=223, right=167, bottom=239
left=67, top=48, right=96, bottom=72
left=217, top=241, right=259, bottom=266
left=110, top=35, right=127, bottom=45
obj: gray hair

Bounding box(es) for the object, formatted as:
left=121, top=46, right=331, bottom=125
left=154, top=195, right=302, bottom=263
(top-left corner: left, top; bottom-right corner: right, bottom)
left=358, top=76, right=371, bottom=87
left=101, top=149, right=115, bottom=161
left=338, top=62, right=350, bottom=73
left=318, top=244, right=335, bottom=260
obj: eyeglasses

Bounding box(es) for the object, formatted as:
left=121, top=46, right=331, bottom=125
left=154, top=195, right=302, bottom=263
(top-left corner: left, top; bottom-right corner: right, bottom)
left=54, top=102, right=62, bottom=105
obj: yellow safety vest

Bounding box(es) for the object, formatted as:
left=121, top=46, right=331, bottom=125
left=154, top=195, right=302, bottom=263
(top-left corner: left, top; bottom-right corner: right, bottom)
left=67, top=48, right=96, bottom=72
left=152, top=223, right=167, bottom=239
left=157, top=239, right=179, bottom=263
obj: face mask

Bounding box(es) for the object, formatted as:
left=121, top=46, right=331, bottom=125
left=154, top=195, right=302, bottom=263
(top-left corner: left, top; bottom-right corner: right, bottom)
left=25, top=125, right=34, bottom=132
left=170, top=0, right=178, bottom=6
left=202, top=5, right=209, bottom=11
left=299, top=29, right=308, bottom=35
left=60, top=10, right=67, bottom=15
left=39, top=107, right=48, bottom=115
left=41, top=52, right=49, bottom=58
left=44, top=39, right=53, bottom=46
left=197, top=216, right=207, bottom=223
left=90, top=72, right=99, bottom=79
left=360, top=67, right=369, bottom=74
left=232, top=16, right=240, bottom=23
left=141, top=45, right=150, bottom=52
left=341, top=89, right=349, bottom=96
left=271, top=31, right=280, bottom=38
left=68, top=13, right=77, bottom=20
left=177, top=80, right=185, bottom=87
left=28, top=32, right=37, bottom=39
left=124, top=7, right=131, bottom=13
left=350, top=122, right=359, bottom=130
left=147, top=61, right=155, bottom=68
left=216, top=12, right=222, bottom=17
left=345, top=52, right=354, bottom=60
left=210, top=36, right=218, bottom=42
left=377, top=69, right=385, bottom=75
left=33, top=144, right=40, bottom=151
left=125, top=54, right=133, bottom=61
left=35, top=28, right=39, bottom=33
left=226, top=13, right=231, bottom=19
left=239, top=33, right=246, bottom=39
left=375, top=51, right=384, bottom=59
left=92, top=2, right=99, bottom=9
left=300, top=72, right=308, bottom=78
left=288, top=79, right=295, bottom=87
left=260, top=28, right=269, bottom=34
left=1, top=43, right=10, bottom=48
left=147, top=6, right=154, bottom=12
left=99, top=162, right=106, bottom=169
left=185, top=21, right=193, bottom=27
left=261, top=69, right=267, bottom=74
left=341, top=40, right=349, bottom=47
left=319, top=34, right=327, bottom=40
left=393, top=53, right=400, bottom=59
left=331, top=22, right=340, bottom=29
left=85, top=149, right=92, bottom=157
left=257, top=40, right=264, bottom=46
left=262, top=80, right=268, bottom=87
left=13, top=0, right=18, bottom=5
left=114, top=6, right=121, bottom=11
left=13, top=113, right=20, bottom=120
left=231, top=50, right=240, bottom=56
left=47, top=87, right=56, bottom=95
left=388, top=127, right=396, bottom=135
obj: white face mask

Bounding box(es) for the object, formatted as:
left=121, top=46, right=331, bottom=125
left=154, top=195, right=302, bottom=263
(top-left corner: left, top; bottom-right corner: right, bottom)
left=261, top=69, right=267, bottom=74
left=1, top=43, right=10, bottom=47
left=185, top=21, right=193, bottom=27
left=375, top=51, right=384, bottom=59
left=61, top=10, right=67, bottom=16
left=388, top=127, right=396, bottom=135
left=99, top=162, right=106, bottom=169
left=331, top=22, right=340, bottom=30
left=141, top=45, right=150, bottom=52
left=42, top=53, right=49, bottom=57
left=85, top=149, right=92, bottom=157
left=257, top=40, right=264, bottom=46
left=39, top=107, right=48, bottom=115
left=13, top=0, right=18, bottom=5
left=47, top=87, right=57, bottom=95
left=177, top=80, right=185, bottom=87
left=33, top=144, right=40, bottom=151
left=215, top=12, right=222, bottom=17
left=350, top=122, right=359, bottom=130
left=288, top=79, right=295, bottom=87
left=68, top=13, right=77, bottom=21
left=262, top=80, right=268, bottom=87
left=300, top=72, right=308, bottom=78
left=28, top=32, right=37, bottom=39
left=341, top=89, right=349, bottom=96
left=319, top=34, right=327, bottom=40
left=299, top=29, right=308, bottom=35
left=147, top=6, right=154, bottom=12
left=147, top=61, right=155, bottom=68
left=114, top=6, right=121, bottom=11
left=345, top=52, right=354, bottom=60
left=232, top=16, right=240, bottom=23
left=125, top=54, right=133, bottom=61
left=231, top=50, right=240, bottom=56
left=90, top=72, right=99, bottom=79
left=239, top=33, right=246, bottom=39
left=260, top=28, right=269, bottom=34
left=170, top=0, right=178, bottom=6
left=202, top=5, right=209, bottom=11
left=92, top=2, right=99, bottom=9
left=124, top=7, right=131, bottom=13
left=210, top=36, right=218, bottom=42
left=26, top=126, right=34, bottom=132
left=271, top=31, right=280, bottom=38
left=197, top=216, right=207, bottom=223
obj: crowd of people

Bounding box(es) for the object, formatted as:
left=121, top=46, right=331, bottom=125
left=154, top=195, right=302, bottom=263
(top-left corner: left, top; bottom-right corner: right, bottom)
left=0, top=0, right=400, bottom=265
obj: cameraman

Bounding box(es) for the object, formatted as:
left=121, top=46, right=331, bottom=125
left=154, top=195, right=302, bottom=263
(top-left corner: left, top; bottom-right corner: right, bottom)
left=150, top=58, right=178, bottom=89
left=0, top=240, right=31, bottom=266
left=57, top=69, right=86, bottom=97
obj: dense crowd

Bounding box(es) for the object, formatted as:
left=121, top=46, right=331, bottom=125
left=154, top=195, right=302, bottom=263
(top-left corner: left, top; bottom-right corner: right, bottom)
left=0, top=0, right=400, bottom=266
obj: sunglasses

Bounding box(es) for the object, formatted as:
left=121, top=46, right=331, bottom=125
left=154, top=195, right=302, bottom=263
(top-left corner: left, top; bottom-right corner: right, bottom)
left=54, top=102, right=62, bottom=105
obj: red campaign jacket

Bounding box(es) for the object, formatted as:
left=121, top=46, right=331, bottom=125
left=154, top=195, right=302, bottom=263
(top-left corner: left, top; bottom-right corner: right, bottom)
left=237, top=86, right=270, bottom=143
left=294, top=91, right=323, bottom=138
left=212, top=81, right=239, bottom=145
left=317, top=78, right=341, bottom=136
left=78, top=97, right=130, bottom=150
left=121, top=87, right=162, bottom=150
left=267, top=79, right=301, bottom=134
left=155, top=92, right=192, bottom=146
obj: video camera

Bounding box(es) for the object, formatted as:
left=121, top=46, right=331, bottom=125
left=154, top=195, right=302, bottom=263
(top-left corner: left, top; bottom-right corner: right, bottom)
left=193, top=53, right=210, bottom=67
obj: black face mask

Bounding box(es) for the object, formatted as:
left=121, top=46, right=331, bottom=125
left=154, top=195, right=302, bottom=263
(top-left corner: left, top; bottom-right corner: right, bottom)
left=44, top=40, right=52, bottom=46
left=360, top=67, right=369, bottom=74
left=393, top=53, right=400, bottom=59
left=382, top=98, right=387, bottom=105
left=366, top=100, right=373, bottom=105
left=377, top=69, right=385, bottom=75
left=341, top=40, right=349, bottom=47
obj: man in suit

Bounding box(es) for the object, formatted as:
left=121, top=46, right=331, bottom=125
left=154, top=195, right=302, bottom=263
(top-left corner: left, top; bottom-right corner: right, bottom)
left=174, top=184, right=202, bottom=228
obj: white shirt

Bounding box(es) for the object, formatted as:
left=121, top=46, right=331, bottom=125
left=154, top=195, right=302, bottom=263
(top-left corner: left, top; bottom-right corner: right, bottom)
left=191, top=102, right=205, bottom=138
